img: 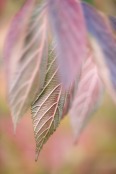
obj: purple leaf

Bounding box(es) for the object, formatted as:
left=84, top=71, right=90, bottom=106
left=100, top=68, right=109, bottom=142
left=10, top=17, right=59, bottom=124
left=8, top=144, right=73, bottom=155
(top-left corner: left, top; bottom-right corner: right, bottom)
left=48, top=0, right=87, bottom=88
left=109, top=16, right=116, bottom=31
left=69, top=51, right=103, bottom=142
left=82, top=2, right=116, bottom=103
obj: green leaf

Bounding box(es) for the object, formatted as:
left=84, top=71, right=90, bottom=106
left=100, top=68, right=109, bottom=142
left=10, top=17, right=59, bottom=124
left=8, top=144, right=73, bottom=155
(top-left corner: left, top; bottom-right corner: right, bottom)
left=31, top=46, right=68, bottom=161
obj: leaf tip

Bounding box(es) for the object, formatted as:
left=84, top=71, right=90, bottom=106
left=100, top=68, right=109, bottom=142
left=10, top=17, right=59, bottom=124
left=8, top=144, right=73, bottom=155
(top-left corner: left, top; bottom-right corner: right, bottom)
left=12, top=114, right=19, bottom=134
left=73, top=136, right=80, bottom=145
left=13, top=121, right=18, bottom=134
left=35, top=149, right=40, bottom=162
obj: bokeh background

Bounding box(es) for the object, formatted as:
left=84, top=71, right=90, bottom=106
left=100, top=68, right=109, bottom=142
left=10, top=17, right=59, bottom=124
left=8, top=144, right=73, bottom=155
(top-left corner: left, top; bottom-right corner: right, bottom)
left=0, top=0, right=116, bottom=174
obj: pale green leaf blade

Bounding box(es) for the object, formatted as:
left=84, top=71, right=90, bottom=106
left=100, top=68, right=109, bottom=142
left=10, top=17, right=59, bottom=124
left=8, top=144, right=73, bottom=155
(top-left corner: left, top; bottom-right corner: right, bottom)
left=31, top=47, right=67, bottom=161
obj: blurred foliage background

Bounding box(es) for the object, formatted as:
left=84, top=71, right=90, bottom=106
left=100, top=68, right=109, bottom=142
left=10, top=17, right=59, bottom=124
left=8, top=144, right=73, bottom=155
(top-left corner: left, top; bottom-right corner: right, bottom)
left=0, top=0, right=116, bottom=174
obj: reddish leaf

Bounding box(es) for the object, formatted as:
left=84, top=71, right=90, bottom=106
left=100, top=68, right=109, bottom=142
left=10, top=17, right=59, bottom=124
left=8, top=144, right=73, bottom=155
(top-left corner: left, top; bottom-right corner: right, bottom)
left=4, top=2, right=48, bottom=129
left=4, top=0, right=35, bottom=86
left=69, top=51, right=103, bottom=141
left=48, top=0, right=87, bottom=88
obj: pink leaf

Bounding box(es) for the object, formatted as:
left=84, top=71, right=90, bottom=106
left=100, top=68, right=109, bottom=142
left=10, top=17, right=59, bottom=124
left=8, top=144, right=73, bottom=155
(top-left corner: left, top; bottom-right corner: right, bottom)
left=4, top=2, right=48, bottom=130
left=69, top=50, right=103, bottom=142
left=48, top=0, right=87, bottom=88
left=4, top=0, right=35, bottom=86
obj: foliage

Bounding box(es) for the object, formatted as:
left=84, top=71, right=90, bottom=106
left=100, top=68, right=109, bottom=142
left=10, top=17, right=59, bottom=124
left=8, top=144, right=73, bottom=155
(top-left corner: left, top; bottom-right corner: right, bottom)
left=3, top=0, right=116, bottom=161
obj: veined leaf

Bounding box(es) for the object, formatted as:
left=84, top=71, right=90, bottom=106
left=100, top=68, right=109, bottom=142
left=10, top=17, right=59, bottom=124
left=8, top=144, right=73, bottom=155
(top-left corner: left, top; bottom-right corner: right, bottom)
left=4, top=2, right=48, bottom=130
left=82, top=2, right=116, bottom=103
left=69, top=51, right=103, bottom=142
left=31, top=47, right=67, bottom=161
left=4, top=0, right=35, bottom=86
left=48, top=0, right=86, bottom=88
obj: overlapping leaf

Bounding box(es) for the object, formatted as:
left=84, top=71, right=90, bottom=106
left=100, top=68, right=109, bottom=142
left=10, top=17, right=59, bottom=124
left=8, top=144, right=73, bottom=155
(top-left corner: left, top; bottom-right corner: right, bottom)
left=82, top=2, right=116, bottom=103
left=4, top=2, right=48, bottom=129
left=31, top=47, right=68, bottom=161
left=69, top=51, right=103, bottom=141
left=48, top=0, right=86, bottom=87
left=4, top=0, right=35, bottom=86
left=109, top=16, right=116, bottom=31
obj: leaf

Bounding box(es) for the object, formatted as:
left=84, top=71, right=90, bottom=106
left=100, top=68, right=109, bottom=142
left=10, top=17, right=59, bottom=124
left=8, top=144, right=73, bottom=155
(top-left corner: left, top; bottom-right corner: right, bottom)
left=69, top=51, right=103, bottom=142
left=4, top=0, right=35, bottom=86
left=82, top=2, right=116, bottom=103
left=31, top=46, right=67, bottom=161
left=109, top=16, right=116, bottom=31
left=48, top=0, right=86, bottom=88
left=4, top=2, right=48, bottom=130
